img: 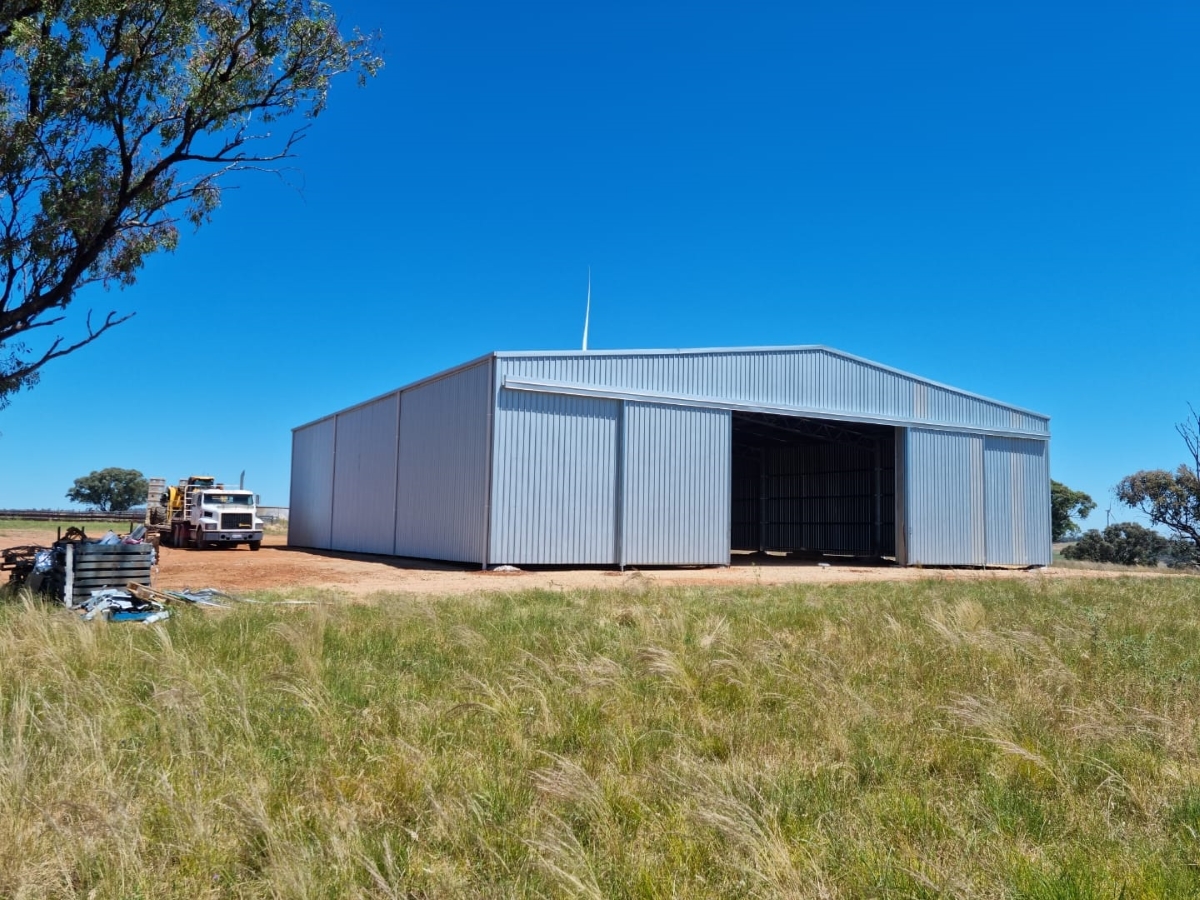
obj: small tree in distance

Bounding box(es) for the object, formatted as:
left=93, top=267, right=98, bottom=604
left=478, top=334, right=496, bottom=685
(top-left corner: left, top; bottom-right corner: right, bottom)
left=1115, top=405, right=1200, bottom=557
left=66, top=468, right=148, bottom=512
left=1051, top=480, right=1096, bottom=541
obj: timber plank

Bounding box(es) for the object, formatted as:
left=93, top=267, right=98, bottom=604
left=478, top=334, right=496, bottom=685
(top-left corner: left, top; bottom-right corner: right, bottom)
left=73, top=561, right=154, bottom=573
left=72, top=574, right=152, bottom=586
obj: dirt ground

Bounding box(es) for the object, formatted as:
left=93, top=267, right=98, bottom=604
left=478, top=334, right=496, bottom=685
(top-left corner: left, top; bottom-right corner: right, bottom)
left=2, top=525, right=1181, bottom=597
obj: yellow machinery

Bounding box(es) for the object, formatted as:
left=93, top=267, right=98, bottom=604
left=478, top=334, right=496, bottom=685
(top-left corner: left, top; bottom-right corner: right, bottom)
left=145, top=475, right=263, bottom=550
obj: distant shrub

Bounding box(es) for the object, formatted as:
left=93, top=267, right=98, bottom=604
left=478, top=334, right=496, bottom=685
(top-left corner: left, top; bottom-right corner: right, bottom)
left=1164, top=539, right=1200, bottom=569
left=1060, top=522, right=1169, bottom=566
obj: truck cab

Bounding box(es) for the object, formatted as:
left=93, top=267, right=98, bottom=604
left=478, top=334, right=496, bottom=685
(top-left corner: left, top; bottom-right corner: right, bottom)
left=194, top=489, right=264, bottom=549
left=148, top=475, right=266, bottom=550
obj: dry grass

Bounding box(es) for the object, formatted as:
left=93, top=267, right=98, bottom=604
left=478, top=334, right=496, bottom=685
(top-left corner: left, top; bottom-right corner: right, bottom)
left=0, top=518, right=134, bottom=538
left=2, top=575, right=1200, bottom=897
left=262, top=519, right=289, bottom=536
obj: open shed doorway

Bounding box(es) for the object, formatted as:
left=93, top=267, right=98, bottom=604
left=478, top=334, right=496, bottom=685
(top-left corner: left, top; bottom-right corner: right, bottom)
left=731, top=412, right=897, bottom=561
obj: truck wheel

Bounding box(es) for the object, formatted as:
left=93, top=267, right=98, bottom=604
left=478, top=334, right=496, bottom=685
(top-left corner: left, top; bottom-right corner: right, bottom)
left=194, top=531, right=207, bottom=550
left=249, top=540, right=262, bottom=551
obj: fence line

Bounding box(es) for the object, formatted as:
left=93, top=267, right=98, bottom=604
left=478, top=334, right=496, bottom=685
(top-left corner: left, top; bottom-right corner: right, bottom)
left=0, top=509, right=145, bottom=522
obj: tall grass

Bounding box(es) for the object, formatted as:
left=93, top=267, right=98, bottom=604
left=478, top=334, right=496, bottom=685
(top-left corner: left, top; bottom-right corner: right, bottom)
left=2, top=576, right=1199, bottom=897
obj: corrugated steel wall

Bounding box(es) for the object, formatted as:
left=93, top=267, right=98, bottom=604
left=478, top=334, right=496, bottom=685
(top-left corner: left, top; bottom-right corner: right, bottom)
left=622, top=403, right=730, bottom=566
left=765, top=437, right=894, bottom=555
left=394, top=361, right=491, bottom=563
left=490, top=389, right=620, bottom=565
left=906, top=428, right=986, bottom=565
left=330, top=393, right=400, bottom=555
left=498, top=349, right=1049, bottom=435
left=290, top=361, right=491, bottom=562
left=288, top=417, right=336, bottom=549
left=905, top=429, right=1051, bottom=566
left=984, top=436, right=1051, bottom=565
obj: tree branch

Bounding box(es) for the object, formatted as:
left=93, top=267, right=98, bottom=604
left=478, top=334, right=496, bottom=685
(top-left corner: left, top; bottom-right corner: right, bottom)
left=2, top=308, right=133, bottom=385
left=0, top=0, right=381, bottom=404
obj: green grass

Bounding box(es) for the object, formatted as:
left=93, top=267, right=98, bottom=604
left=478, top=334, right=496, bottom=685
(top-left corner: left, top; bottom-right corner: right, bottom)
left=2, top=576, right=1200, bottom=897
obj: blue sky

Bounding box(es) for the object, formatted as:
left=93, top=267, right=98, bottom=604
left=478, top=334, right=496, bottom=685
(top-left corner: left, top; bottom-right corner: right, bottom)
left=2, top=0, right=1197, bottom=532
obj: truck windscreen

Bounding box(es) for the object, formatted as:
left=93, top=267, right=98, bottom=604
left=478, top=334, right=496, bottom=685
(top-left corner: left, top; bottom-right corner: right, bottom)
left=204, top=493, right=254, bottom=505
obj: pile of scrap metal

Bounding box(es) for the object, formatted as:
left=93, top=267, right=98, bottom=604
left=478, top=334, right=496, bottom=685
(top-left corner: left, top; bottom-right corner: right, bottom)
left=127, top=583, right=234, bottom=609
left=3, top=528, right=85, bottom=590
left=3, top=525, right=155, bottom=596
left=73, top=582, right=236, bottom=623
left=2, top=545, right=56, bottom=589
left=80, top=587, right=171, bottom=623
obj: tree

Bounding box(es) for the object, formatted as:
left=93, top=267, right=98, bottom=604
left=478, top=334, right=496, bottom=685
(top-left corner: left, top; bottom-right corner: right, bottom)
left=1, top=1, right=380, bottom=407
left=1163, top=539, right=1199, bottom=570
left=66, top=466, right=147, bottom=511
left=1060, top=522, right=1169, bottom=567
left=1050, top=479, right=1096, bottom=542
left=1115, top=405, right=1200, bottom=553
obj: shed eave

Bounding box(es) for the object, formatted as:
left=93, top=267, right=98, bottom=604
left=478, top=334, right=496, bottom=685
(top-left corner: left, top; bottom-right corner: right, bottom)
left=291, top=351, right=497, bottom=433
left=501, top=376, right=1051, bottom=440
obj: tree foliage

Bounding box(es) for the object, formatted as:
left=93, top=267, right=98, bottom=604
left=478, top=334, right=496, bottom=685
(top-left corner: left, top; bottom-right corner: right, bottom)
left=1060, top=522, right=1169, bottom=567
left=65, top=466, right=147, bottom=510
left=1050, top=479, right=1095, bottom=542
left=1115, top=405, right=1200, bottom=551
left=0, top=0, right=380, bottom=406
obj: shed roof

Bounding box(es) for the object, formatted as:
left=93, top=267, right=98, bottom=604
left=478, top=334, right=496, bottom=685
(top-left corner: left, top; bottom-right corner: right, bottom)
left=293, top=345, right=1049, bottom=435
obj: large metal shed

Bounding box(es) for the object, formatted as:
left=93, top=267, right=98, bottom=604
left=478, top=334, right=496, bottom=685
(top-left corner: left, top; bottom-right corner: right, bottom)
left=289, top=347, right=1051, bottom=568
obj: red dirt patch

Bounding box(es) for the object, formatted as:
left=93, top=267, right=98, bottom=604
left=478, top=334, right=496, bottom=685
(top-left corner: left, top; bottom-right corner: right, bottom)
left=0, top=525, right=1185, bottom=598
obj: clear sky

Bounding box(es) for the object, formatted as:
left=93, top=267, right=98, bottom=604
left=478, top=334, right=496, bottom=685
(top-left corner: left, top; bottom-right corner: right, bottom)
left=1, top=0, right=1197, bottom=532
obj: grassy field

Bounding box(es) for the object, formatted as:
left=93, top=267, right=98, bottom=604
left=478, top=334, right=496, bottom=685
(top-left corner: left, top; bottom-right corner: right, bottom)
left=2, top=576, right=1200, bottom=898
left=0, top=518, right=136, bottom=539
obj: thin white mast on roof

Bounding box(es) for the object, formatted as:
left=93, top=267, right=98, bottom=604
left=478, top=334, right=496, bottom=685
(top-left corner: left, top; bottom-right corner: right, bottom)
left=581, top=267, right=591, bottom=351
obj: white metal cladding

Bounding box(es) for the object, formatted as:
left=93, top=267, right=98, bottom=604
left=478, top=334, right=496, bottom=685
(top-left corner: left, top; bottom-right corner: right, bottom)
left=490, top=389, right=619, bottom=565
left=622, top=403, right=731, bottom=566
left=288, top=417, right=336, bottom=550
left=496, top=347, right=1049, bottom=436
left=394, top=361, right=491, bottom=563
left=984, top=436, right=1051, bottom=566
left=906, top=428, right=986, bottom=565
left=330, top=393, right=399, bottom=555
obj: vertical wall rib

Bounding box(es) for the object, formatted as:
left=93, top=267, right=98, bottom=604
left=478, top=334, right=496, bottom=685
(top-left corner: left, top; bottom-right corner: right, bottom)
left=984, top=436, right=1051, bottom=565
left=330, top=393, right=400, bottom=555
left=907, top=428, right=986, bottom=565
left=490, top=390, right=619, bottom=565
left=394, top=362, right=491, bottom=563
left=622, top=403, right=730, bottom=566
left=288, top=418, right=336, bottom=550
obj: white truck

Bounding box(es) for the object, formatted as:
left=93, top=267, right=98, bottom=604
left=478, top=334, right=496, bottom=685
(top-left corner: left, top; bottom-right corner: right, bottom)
left=146, top=476, right=264, bottom=550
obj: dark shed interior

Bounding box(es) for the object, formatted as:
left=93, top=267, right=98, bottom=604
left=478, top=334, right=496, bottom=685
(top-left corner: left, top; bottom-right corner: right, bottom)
left=731, top=412, right=896, bottom=558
